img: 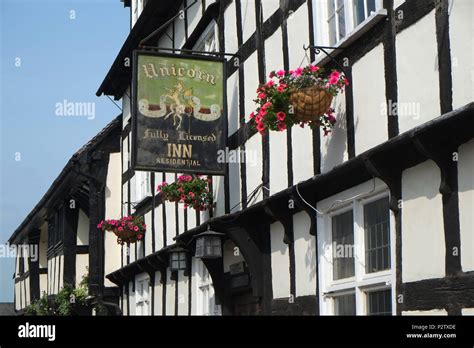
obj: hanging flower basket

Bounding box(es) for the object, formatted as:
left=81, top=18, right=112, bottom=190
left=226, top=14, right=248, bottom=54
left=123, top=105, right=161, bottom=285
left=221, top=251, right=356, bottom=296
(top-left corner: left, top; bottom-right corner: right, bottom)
left=97, top=216, right=146, bottom=245
left=249, top=64, right=348, bottom=135
left=158, top=175, right=213, bottom=211
left=289, top=86, right=334, bottom=122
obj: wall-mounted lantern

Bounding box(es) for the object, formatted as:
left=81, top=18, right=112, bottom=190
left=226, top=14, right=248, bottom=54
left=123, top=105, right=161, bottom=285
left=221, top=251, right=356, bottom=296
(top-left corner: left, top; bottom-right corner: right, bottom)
left=194, top=228, right=225, bottom=259
left=169, top=247, right=187, bottom=271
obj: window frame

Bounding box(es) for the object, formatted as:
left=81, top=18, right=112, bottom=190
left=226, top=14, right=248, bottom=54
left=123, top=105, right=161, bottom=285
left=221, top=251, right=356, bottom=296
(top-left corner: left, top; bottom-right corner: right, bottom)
left=318, top=184, right=396, bottom=316
left=192, top=20, right=219, bottom=53
left=193, top=257, right=221, bottom=316
left=315, top=0, right=383, bottom=47
left=328, top=204, right=355, bottom=285
left=135, top=273, right=150, bottom=316
left=135, top=171, right=152, bottom=203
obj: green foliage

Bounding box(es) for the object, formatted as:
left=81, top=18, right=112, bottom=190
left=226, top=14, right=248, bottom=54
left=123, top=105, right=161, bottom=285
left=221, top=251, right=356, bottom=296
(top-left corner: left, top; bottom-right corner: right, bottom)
left=24, top=292, right=53, bottom=315
left=24, top=272, right=89, bottom=316
left=158, top=175, right=213, bottom=211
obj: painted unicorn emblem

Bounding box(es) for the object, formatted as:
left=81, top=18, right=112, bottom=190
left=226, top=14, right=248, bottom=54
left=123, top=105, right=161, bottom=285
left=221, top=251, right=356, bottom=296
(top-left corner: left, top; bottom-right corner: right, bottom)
left=138, top=82, right=222, bottom=130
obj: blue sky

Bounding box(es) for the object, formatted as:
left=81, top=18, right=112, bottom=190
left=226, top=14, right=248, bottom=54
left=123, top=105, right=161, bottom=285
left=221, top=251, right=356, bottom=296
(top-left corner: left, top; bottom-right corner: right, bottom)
left=0, top=0, right=129, bottom=302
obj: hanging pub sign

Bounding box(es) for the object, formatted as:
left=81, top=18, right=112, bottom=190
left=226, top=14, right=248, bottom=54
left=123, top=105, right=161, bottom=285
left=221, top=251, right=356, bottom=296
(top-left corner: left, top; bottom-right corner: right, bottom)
left=131, top=50, right=226, bottom=174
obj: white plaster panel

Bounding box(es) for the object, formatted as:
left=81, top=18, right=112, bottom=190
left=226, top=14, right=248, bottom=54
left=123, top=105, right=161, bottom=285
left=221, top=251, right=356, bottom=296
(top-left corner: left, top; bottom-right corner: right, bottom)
left=402, top=160, right=445, bottom=282
left=458, top=139, right=474, bottom=272
left=166, top=270, right=176, bottom=316
left=321, top=92, right=348, bottom=173
left=293, top=212, right=317, bottom=296
left=462, top=308, right=474, bottom=315
left=353, top=43, right=387, bottom=154
left=76, top=209, right=89, bottom=245
left=262, top=0, right=280, bottom=21
left=227, top=69, right=240, bottom=135
left=154, top=271, right=163, bottom=316
left=397, top=10, right=440, bottom=133
left=245, top=133, right=264, bottom=206
left=241, top=0, right=257, bottom=43
left=287, top=4, right=309, bottom=69
left=177, top=271, right=189, bottom=315
left=402, top=309, right=447, bottom=315
left=270, top=221, right=291, bottom=298
left=449, top=0, right=474, bottom=110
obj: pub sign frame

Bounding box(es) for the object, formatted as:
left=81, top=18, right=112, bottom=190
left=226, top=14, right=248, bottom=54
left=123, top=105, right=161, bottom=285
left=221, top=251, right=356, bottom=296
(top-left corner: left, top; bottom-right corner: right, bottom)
left=131, top=50, right=227, bottom=175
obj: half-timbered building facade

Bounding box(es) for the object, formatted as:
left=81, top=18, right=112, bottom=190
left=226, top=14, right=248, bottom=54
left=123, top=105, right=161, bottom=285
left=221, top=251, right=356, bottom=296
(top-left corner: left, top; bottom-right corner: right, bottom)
left=10, top=117, right=122, bottom=314
left=94, top=0, right=474, bottom=316
left=11, top=0, right=473, bottom=317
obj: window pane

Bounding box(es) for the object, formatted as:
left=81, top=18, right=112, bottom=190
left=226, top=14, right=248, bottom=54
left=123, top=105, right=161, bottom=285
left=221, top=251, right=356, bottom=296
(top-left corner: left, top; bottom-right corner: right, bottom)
left=337, top=4, right=345, bottom=40
left=328, top=0, right=336, bottom=16
left=334, top=293, right=356, bottom=315
left=336, top=0, right=346, bottom=41
left=364, top=197, right=390, bottom=273
left=327, top=0, right=337, bottom=45
left=332, top=210, right=355, bottom=280
left=353, top=0, right=365, bottom=26
left=367, top=289, right=392, bottom=316
left=328, top=16, right=337, bottom=45
left=367, top=0, right=377, bottom=15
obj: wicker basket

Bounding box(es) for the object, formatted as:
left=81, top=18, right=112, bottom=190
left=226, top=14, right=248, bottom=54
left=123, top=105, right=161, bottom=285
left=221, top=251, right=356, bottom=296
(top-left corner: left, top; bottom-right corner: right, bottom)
left=112, top=227, right=140, bottom=244
left=289, top=86, right=333, bottom=122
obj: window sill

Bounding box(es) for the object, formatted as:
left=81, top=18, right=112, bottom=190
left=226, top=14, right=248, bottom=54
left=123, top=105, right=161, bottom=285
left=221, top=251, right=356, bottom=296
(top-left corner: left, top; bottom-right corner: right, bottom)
left=134, top=195, right=153, bottom=212
left=357, top=271, right=392, bottom=289
left=326, top=277, right=356, bottom=293
left=314, top=9, right=388, bottom=67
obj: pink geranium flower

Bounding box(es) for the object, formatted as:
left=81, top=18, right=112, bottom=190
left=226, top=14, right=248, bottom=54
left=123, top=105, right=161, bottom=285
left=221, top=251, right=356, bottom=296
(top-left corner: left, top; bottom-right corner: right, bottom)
left=329, top=76, right=339, bottom=85
left=277, top=123, right=287, bottom=131
left=256, top=122, right=265, bottom=133
left=266, top=80, right=274, bottom=87
left=276, top=70, right=285, bottom=77
left=293, top=67, right=304, bottom=76
left=276, top=111, right=286, bottom=121
left=329, top=70, right=341, bottom=80
left=258, top=92, right=266, bottom=99
left=309, top=65, right=319, bottom=72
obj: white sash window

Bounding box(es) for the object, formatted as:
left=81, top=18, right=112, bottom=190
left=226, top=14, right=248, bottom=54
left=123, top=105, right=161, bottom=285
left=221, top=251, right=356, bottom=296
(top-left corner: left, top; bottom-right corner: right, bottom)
left=193, top=258, right=221, bottom=316
left=135, top=171, right=151, bottom=202
left=193, top=20, right=218, bottom=53
left=135, top=275, right=150, bottom=316
left=315, top=0, right=383, bottom=46
left=318, top=181, right=395, bottom=316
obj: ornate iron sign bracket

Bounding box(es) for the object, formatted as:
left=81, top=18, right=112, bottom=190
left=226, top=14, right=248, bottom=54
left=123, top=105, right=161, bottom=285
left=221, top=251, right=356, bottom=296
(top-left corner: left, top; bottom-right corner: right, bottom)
left=303, top=44, right=350, bottom=83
